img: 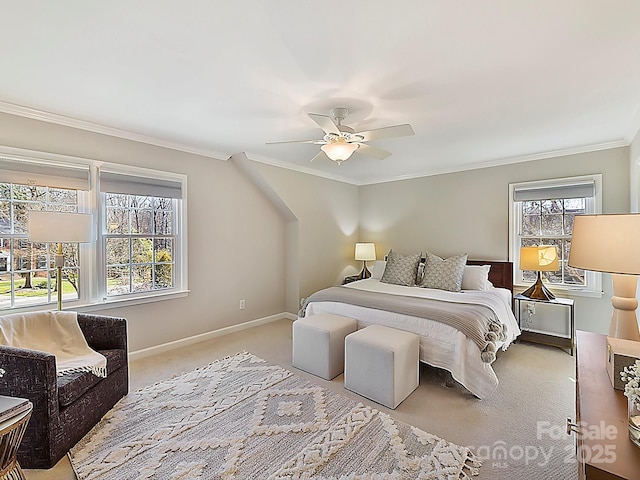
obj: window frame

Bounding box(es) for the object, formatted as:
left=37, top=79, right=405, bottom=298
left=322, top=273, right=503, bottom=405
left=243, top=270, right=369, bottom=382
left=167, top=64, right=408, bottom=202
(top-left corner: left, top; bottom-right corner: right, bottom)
left=101, top=193, right=179, bottom=299
left=509, top=174, right=603, bottom=297
left=95, top=164, right=188, bottom=305
left=0, top=146, right=188, bottom=313
left=0, top=168, right=91, bottom=310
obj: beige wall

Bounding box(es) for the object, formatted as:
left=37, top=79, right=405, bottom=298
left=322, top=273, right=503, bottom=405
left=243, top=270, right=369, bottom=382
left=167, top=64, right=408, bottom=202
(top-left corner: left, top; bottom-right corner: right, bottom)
left=360, top=147, right=630, bottom=333
left=1, top=107, right=636, bottom=346
left=631, top=129, right=640, bottom=212
left=0, top=112, right=287, bottom=351
left=360, top=148, right=629, bottom=257
left=251, top=162, right=360, bottom=302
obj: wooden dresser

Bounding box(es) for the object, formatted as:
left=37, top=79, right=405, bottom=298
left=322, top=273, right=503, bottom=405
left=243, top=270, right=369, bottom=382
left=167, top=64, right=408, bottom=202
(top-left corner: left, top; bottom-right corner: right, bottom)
left=574, top=330, right=640, bottom=479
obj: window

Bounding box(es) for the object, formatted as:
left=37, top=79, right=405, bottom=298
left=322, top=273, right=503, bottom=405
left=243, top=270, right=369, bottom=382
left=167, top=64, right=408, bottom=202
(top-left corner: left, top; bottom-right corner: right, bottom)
left=99, top=170, right=184, bottom=299
left=104, top=194, right=176, bottom=295
left=0, top=150, right=187, bottom=312
left=509, top=175, right=602, bottom=294
left=0, top=161, right=89, bottom=309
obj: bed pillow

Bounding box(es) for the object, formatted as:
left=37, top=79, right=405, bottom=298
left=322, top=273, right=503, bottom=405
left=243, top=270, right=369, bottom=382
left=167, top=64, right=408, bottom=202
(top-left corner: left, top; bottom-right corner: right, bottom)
left=461, top=264, right=491, bottom=290
left=380, top=250, right=422, bottom=286
left=371, top=260, right=387, bottom=280
left=419, top=252, right=468, bottom=292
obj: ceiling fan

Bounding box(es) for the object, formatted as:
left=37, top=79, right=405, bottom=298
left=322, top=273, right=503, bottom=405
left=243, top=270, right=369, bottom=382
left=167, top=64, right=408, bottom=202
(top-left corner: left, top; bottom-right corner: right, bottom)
left=266, top=107, right=415, bottom=165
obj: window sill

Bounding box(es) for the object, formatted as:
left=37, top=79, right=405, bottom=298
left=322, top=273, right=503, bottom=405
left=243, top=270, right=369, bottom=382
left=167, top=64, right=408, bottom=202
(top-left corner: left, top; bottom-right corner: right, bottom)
left=78, top=290, right=191, bottom=312
left=0, top=290, right=190, bottom=315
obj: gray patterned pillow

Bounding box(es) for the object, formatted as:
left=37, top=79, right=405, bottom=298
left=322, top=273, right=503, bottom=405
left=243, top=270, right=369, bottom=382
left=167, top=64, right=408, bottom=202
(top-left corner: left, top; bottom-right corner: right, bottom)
left=419, top=252, right=468, bottom=292
left=380, top=250, right=422, bottom=286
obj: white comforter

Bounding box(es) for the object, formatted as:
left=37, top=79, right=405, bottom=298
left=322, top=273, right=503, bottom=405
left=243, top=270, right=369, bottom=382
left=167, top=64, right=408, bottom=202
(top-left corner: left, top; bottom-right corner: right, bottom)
left=303, top=278, right=521, bottom=399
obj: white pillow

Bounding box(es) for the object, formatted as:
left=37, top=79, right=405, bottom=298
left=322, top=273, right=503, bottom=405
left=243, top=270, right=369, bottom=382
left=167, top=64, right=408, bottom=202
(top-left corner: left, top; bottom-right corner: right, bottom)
left=461, top=265, right=491, bottom=290
left=371, top=260, right=387, bottom=280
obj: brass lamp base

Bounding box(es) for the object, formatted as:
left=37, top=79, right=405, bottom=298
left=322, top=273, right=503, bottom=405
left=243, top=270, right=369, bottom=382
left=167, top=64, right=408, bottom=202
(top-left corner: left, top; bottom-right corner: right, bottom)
left=357, top=261, right=371, bottom=280
left=55, top=244, right=64, bottom=311
left=521, top=271, right=555, bottom=301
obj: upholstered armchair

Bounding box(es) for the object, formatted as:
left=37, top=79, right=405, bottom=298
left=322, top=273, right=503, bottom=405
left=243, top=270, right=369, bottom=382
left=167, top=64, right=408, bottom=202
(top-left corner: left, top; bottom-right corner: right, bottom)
left=0, top=313, right=129, bottom=469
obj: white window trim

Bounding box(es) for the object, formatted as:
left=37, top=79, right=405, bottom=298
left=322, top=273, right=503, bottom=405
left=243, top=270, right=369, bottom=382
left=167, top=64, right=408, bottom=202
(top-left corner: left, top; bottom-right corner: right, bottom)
left=96, top=163, right=188, bottom=301
left=0, top=145, right=189, bottom=313
left=508, top=174, right=603, bottom=298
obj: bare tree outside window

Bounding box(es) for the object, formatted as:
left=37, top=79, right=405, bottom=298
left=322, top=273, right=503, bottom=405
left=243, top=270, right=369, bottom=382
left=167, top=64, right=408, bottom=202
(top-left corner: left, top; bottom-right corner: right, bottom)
left=520, top=197, right=586, bottom=287
left=105, top=193, right=175, bottom=296
left=0, top=182, right=81, bottom=309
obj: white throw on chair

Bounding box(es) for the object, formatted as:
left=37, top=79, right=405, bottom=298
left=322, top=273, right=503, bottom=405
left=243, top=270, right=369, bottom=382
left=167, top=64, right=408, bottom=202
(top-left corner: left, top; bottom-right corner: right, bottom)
left=344, top=325, right=419, bottom=409
left=293, top=313, right=357, bottom=380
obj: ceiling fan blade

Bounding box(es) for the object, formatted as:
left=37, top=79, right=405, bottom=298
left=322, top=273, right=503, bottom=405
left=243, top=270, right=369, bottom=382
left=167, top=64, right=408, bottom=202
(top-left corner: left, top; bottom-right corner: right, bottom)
left=308, top=113, right=340, bottom=135
left=309, top=150, right=328, bottom=162
left=265, top=139, right=324, bottom=145
left=356, top=143, right=392, bottom=160
left=356, top=124, right=414, bottom=142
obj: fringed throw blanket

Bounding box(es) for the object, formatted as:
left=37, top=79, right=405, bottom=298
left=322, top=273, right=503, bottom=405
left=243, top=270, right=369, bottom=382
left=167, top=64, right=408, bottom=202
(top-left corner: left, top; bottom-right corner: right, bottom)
left=301, top=286, right=508, bottom=363
left=70, top=352, right=481, bottom=479
left=0, top=311, right=107, bottom=377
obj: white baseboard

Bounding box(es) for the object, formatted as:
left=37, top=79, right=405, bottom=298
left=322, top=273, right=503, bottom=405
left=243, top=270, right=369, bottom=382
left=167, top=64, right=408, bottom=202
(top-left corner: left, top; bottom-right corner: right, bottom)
left=129, top=312, right=296, bottom=361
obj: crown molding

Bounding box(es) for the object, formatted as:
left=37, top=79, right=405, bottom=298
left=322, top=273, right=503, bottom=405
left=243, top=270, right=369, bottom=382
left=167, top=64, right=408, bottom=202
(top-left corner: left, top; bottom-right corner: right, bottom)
left=0, top=100, right=229, bottom=161
left=244, top=152, right=360, bottom=186
left=0, top=100, right=632, bottom=186
left=240, top=138, right=629, bottom=187
left=230, top=153, right=297, bottom=221
left=359, top=139, right=630, bottom=185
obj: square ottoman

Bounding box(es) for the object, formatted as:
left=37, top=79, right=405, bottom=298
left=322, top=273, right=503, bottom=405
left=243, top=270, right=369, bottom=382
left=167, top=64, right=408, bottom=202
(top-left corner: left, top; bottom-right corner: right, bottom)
left=292, top=313, right=357, bottom=380
left=344, top=325, right=419, bottom=409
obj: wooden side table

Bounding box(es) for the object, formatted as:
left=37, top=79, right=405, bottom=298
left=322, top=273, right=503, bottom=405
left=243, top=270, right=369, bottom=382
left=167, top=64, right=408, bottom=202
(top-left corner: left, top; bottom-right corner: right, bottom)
left=572, top=331, right=640, bottom=479
left=0, top=405, right=32, bottom=480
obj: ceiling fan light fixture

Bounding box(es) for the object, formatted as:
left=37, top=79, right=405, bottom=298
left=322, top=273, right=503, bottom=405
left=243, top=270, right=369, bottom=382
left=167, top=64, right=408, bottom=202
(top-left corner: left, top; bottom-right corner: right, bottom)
left=321, top=138, right=358, bottom=162
left=266, top=107, right=413, bottom=164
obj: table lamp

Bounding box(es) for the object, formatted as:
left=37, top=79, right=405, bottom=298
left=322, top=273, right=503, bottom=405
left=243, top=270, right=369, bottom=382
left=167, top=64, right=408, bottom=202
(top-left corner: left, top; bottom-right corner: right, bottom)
left=520, top=245, right=559, bottom=301
left=28, top=211, right=93, bottom=310
left=355, top=243, right=376, bottom=280
left=568, top=214, right=640, bottom=341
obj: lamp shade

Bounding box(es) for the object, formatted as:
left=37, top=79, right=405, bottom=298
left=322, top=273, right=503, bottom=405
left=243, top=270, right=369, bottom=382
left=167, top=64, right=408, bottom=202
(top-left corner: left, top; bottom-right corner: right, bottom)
left=28, top=211, right=93, bottom=243
left=321, top=139, right=358, bottom=162
left=569, top=214, right=640, bottom=340
left=355, top=243, right=376, bottom=261
left=520, top=245, right=559, bottom=271
left=568, top=214, right=640, bottom=275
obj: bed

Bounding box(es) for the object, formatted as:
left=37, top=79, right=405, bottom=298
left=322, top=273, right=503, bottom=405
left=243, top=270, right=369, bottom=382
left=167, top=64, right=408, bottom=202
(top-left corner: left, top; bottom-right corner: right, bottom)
left=300, top=258, right=521, bottom=399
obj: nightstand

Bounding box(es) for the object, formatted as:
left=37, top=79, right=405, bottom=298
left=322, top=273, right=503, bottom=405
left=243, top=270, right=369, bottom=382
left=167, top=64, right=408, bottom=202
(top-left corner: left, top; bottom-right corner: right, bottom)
left=514, top=293, right=575, bottom=355
left=342, top=275, right=361, bottom=285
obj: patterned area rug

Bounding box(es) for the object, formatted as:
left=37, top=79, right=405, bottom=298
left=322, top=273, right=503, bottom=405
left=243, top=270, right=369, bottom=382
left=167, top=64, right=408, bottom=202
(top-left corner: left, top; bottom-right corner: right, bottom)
left=69, top=352, right=481, bottom=479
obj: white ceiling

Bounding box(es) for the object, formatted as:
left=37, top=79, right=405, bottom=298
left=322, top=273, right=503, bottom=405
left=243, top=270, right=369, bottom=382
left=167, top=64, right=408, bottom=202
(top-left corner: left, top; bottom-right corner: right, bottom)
left=2, top=1, right=640, bottom=185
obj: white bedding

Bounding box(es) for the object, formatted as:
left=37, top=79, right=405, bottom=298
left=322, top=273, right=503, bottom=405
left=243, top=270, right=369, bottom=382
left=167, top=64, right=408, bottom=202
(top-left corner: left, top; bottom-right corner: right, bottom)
left=303, top=278, right=521, bottom=399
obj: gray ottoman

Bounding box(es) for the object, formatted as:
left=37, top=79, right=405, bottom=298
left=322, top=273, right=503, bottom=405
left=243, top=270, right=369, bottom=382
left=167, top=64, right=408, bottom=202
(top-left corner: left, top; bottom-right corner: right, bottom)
left=344, top=325, right=419, bottom=409
left=292, top=313, right=357, bottom=380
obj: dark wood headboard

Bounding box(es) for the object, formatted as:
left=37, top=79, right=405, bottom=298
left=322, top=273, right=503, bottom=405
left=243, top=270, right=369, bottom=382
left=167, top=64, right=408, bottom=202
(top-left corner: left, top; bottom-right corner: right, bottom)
left=467, top=260, right=513, bottom=294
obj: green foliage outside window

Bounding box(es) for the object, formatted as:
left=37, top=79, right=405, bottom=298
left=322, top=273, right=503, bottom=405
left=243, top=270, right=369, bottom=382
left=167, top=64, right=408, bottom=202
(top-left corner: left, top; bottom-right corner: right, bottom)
left=105, top=193, right=175, bottom=296
left=0, top=182, right=81, bottom=309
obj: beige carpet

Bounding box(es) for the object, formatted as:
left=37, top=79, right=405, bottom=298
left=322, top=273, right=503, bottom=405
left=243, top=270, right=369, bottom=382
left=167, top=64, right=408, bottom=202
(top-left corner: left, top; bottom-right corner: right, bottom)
left=69, top=352, right=480, bottom=479
left=25, top=318, right=577, bottom=480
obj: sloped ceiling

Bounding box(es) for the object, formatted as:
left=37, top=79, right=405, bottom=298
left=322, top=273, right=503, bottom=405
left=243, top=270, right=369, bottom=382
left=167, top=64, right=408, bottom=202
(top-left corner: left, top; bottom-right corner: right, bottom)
left=1, top=1, right=640, bottom=185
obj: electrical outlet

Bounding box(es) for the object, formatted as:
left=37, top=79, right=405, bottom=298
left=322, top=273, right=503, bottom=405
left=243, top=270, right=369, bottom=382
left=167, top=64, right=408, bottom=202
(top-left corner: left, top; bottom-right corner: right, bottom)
left=239, top=299, right=246, bottom=310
